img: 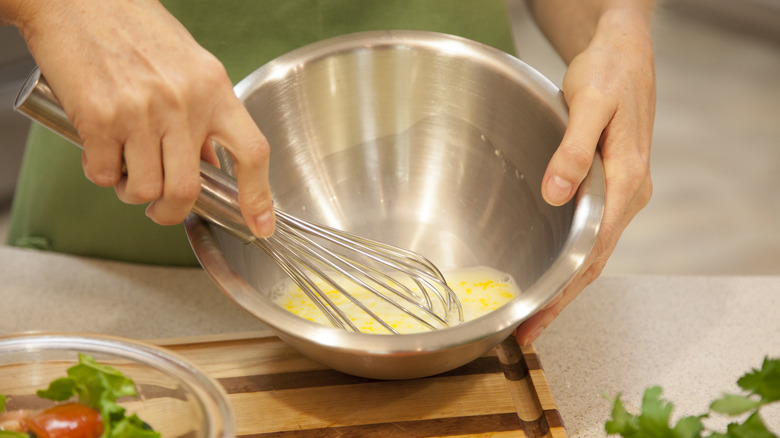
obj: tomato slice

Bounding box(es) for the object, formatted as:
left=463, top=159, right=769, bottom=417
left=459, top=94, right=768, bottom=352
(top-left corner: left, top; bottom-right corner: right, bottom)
left=23, top=402, right=103, bottom=438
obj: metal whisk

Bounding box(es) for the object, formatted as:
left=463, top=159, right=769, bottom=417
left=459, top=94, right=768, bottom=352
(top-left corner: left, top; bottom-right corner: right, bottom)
left=261, top=210, right=462, bottom=333
left=14, top=67, right=463, bottom=334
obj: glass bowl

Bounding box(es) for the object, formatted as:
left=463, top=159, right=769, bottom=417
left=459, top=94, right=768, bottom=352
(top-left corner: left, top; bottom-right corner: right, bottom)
left=0, top=332, right=235, bottom=437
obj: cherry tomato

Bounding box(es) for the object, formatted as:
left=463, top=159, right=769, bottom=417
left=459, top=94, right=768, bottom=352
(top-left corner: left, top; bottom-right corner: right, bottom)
left=23, top=402, right=103, bottom=438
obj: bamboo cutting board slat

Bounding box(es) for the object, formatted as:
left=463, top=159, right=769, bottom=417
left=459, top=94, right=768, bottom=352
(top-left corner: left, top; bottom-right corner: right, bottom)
left=158, top=332, right=567, bottom=438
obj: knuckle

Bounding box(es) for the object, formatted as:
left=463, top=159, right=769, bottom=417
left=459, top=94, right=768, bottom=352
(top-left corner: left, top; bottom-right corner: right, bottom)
left=559, top=141, right=594, bottom=172
left=636, top=176, right=653, bottom=208
left=569, top=85, right=611, bottom=109
left=155, top=56, right=230, bottom=114
left=182, top=56, right=231, bottom=102
left=240, top=188, right=273, bottom=213
left=198, top=55, right=230, bottom=86
left=73, top=106, right=115, bottom=137
left=585, top=259, right=607, bottom=284
left=166, top=175, right=202, bottom=205
left=74, top=94, right=142, bottom=138
left=622, top=154, right=653, bottom=208
left=127, top=182, right=163, bottom=204
left=82, top=157, right=121, bottom=188
left=239, top=136, right=271, bottom=169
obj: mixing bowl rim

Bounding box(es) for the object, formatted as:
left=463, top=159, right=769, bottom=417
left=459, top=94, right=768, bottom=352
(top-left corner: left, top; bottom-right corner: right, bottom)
left=235, top=30, right=566, bottom=120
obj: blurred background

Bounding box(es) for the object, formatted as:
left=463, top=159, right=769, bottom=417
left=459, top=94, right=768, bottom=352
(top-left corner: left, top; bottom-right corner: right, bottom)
left=1, top=0, right=779, bottom=275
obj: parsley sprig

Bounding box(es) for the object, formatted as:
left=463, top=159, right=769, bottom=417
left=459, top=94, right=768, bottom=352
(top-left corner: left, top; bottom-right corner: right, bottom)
left=605, top=357, right=780, bottom=438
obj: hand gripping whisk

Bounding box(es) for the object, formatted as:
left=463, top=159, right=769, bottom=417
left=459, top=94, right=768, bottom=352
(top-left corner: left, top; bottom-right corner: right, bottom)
left=14, top=67, right=463, bottom=334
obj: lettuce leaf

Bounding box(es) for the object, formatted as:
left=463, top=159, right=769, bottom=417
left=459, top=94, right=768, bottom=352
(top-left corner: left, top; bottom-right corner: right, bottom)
left=0, top=432, right=29, bottom=438
left=35, top=353, right=159, bottom=438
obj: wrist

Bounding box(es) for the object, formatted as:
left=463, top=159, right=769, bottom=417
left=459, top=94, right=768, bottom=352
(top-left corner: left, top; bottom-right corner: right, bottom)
left=0, top=0, right=61, bottom=44
left=588, top=3, right=655, bottom=62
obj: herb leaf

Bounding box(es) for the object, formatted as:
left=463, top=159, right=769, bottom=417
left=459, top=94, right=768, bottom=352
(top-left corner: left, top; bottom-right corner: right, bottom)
left=604, top=387, right=706, bottom=438
left=604, top=393, right=640, bottom=436
left=674, top=416, right=705, bottom=438
left=710, top=394, right=762, bottom=416
left=737, top=357, right=780, bottom=403
left=637, top=386, right=675, bottom=433
left=606, top=357, right=779, bottom=438
left=721, top=411, right=775, bottom=438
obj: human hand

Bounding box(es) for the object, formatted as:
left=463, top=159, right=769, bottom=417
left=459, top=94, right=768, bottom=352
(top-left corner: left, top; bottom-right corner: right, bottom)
left=5, top=0, right=275, bottom=237
left=515, top=8, right=656, bottom=346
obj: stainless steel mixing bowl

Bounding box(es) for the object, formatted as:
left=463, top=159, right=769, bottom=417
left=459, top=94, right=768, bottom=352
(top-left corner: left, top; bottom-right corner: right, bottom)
left=185, top=30, right=604, bottom=379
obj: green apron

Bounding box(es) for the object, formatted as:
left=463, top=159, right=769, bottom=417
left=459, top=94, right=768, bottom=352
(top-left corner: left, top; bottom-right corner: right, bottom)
left=7, top=0, right=514, bottom=266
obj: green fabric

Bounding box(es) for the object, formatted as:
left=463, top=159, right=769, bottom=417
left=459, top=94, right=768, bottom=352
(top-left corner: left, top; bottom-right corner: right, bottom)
left=7, top=0, right=514, bottom=266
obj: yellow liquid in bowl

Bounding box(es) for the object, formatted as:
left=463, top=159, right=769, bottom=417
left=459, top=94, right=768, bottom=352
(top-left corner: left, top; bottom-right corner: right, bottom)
left=272, top=266, right=520, bottom=334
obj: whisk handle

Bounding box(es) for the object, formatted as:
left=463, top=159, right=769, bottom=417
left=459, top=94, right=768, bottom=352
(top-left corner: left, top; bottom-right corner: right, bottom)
left=13, top=67, right=256, bottom=243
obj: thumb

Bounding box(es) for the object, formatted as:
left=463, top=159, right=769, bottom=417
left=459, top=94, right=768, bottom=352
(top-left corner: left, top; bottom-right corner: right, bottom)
left=542, top=91, right=612, bottom=206
left=211, top=102, right=275, bottom=238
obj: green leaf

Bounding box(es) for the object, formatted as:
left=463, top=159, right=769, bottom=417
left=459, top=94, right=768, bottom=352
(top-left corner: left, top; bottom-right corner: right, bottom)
left=0, top=431, right=29, bottom=438
left=0, top=394, right=5, bottom=412
left=710, top=394, right=762, bottom=416
left=67, top=353, right=137, bottom=408
left=737, top=357, right=780, bottom=403
left=36, top=376, right=78, bottom=401
left=605, top=388, right=709, bottom=438
left=605, top=393, right=640, bottom=436
left=636, top=386, right=676, bottom=435
left=720, top=412, right=776, bottom=438
left=109, top=415, right=161, bottom=438
left=605, top=387, right=702, bottom=438
left=34, top=353, right=156, bottom=438
left=674, top=416, right=705, bottom=438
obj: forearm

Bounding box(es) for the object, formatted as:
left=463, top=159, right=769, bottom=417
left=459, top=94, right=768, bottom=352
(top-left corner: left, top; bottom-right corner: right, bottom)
left=525, top=0, right=654, bottom=64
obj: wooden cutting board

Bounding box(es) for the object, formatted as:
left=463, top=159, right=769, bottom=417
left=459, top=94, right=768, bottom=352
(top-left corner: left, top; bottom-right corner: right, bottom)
left=156, top=331, right=567, bottom=438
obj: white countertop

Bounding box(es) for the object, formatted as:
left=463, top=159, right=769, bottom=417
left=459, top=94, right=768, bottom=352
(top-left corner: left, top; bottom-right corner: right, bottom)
left=1, top=245, right=778, bottom=436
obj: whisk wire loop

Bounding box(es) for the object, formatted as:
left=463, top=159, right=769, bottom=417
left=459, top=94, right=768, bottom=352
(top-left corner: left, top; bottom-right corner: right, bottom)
left=256, top=238, right=359, bottom=331
left=270, top=220, right=448, bottom=331
left=275, top=211, right=463, bottom=319
left=261, top=210, right=463, bottom=333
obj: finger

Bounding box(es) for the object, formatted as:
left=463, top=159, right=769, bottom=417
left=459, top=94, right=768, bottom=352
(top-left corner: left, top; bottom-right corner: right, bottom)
left=513, top=265, right=590, bottom=347
left=145, top=126, right=202, bottom=225
left=542, top=91, right=613, bottom=206
left=115, top=130, right=164, bottom=204
left=515, top=161, right=651, bottom=348
left=200, top=139, right=220, bottom=168
left=211, top=102, right=275, bottom=238
left=81, top=137, right=124, bottom=188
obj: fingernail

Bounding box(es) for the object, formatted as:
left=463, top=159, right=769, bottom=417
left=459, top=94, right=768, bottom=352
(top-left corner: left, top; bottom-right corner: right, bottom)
left=521, top=327, right=545, bottom=347
left=546, top=175, right=573, bottom=206
left=253, top=210, right=275, bottom=238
